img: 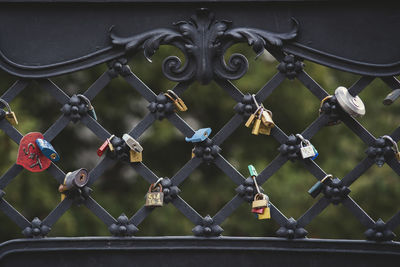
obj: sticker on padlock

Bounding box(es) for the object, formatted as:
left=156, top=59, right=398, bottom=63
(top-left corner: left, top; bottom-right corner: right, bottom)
left=164, top=90, right=188, bottom=112
left=308, top=174, right=332, bottom=198
left=36, top=138, right=60, bottom=162
left=122, top=134, right=143, bottom=152
left=16, top=132, right=52, bottom=172
left=185, top=128, right=212, bottom=143
left=0, top=98, right=18, bottom=126
left=130, top=150, right=142, bottom=163
left=77, top=94, right=97, bottom=121
left=382, top=135, right=400, bottom=162
left=145, top=182, right=164, bottom=207
left=59, top=168, right=89, bottom=201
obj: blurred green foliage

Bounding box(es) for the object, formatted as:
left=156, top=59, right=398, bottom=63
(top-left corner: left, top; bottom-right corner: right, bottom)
left=0, top=44, right=399, bottom=242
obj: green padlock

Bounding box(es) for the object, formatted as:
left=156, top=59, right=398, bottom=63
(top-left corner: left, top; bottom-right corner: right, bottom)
left=308, top=174, right=332, bottom=198
left=248, top=165, right=258, bottom=177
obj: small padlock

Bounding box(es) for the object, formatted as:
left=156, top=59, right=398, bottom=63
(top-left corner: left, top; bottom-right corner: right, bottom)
left=35, top=138, right=60, bottom=162
left=248, top=165, right=258, bottom=177
left=308, top=174, right=332, bottom=198
left=252, top=193, right=269, bottom=209
left=0, top=98, right=18, bottom=126
left=77, top=94, right=97, bottom=121
left=296, top=134, right=318, bottom=160
left=122, top=134, right=143, bottom=152
left=185, top=128, right=212, bottom=143
left=335, top=86, right=366, bottom=117
left=261, top=109, right=274, bottom=128
left=251, top=111, right=262, bottom=135
left=245, top=112, right=257, bottom=128
left=97, top=139, right=110, bottom=156
left=165, top=90, right=188, bottom=112
left=383, top=89, right=400, bottom=106
left=130, top=150, right=142, bottom=163
left=258, top=204, right=271, bottom=220
left=382, top=135, right=400, bottom=162
left=59, top=168, right=89, bottom=201
left=251, top=207, right=264, bottom=214
left=145, top=183, right=164, bottom=207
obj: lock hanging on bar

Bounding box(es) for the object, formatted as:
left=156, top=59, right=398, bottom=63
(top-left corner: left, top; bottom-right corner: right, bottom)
left=35, top=138, right=60, bottom=162
left=164, top=90, right=188, bottom=112
left=77, top=94, right=97, bottom=121
left=59, top=168, right=89, bottom=201
left=246, top=95, right=274, bottom=135
left=335, top=86, right=366, bottom=117
left=185, top=128, right=212, bottom=143
left=145, top=181, right=164, bottom=207
left=97, top=135, right=115, bottom=156
left=382, top=135, right=400, bottom=162
left=296, top=134, right=318, bottom=160
left=308, top=174, right=333, bottom=198
left=0, top=98, right=18, bottom=126
left=122, top=134, right=143, bottom=152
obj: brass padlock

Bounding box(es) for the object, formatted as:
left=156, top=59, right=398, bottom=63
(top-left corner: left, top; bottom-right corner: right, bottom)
left=130, top=150, right=142, bottom=163
left=252, top=193, right=269, bottom=209
left=165, top=90, right=188, bottom=112
left=245, top=112, right=256, bottom=128
left=261, top=110, right=274, bottom=128
left=258, top=204, right=271, bottom=220
left=145, top=183, right=164, bottom=207
left=0, top=98, right=18, bottom=126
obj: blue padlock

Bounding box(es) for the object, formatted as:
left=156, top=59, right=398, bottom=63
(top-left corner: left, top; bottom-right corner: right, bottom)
left=185, top=128, right=212, bottom=143
left=36, top=138, right=60, bottom=162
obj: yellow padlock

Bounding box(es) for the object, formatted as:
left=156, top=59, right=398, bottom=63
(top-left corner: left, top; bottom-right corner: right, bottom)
left=258, top=205, right=271, bottom=220
left=130, top=150, right=142, bottom=163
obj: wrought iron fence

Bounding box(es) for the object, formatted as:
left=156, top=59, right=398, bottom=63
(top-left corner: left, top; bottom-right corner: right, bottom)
left=0, top=2, right=400, bottom=265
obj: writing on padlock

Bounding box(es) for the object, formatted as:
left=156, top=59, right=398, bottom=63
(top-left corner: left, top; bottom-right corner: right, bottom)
left=251, top=193, right=271, bottom=220
left=245, top=95, right=274, bottom=135
left=16, top=132, right=56, bottom=172
left=296, top=134, right=318, bottom=160
left=382, top=135, right=400, bottom=162
left=145, top=180, right=164, bottom=207
left=0, top=98, right=18, bottom=126
left=97, top=135, right=115, bottom=157
left=308, top=174, right=332, bottom=198
left=185, top=128, right=212, bottom=143
left=77, top=94, right=97, bottom=121
left=164, top=90, right=188, bottom=112
left=59, top=168, right=89, bottom=201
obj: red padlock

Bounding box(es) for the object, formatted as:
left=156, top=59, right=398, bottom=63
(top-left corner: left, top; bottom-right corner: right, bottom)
left=16, top=132, right=52, bottom=172
left=97, top=139, right=110, bottom=157
left=251, top=207, right=265, bottom=214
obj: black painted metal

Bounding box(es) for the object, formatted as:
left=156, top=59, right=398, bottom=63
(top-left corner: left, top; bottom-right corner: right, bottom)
left=0, top=1, right=400, bottom=265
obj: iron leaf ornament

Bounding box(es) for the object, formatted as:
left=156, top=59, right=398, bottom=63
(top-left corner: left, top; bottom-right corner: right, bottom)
left=110, top=8, right=298, bottom=84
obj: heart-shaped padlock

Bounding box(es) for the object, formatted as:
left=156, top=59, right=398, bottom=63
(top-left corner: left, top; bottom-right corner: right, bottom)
left=16, top=132, right=52, bottom=172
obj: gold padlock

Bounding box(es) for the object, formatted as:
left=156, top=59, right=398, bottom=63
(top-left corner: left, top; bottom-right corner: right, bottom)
left=261, top=110, right=274, bottom=128
left=258, top=123, right=271, bottom=135
left=252, top=193, right=268, bottom=208
left=107, top=135, right=115, bottom=152
left=145, top=183, right=164, bottom=207
left=251, top=114, right=262, bottom=135
left=165, top=90, right=188, bottom=112
left=0, top=98, right=18, bottom=126
left=245, top=113, right=256, bottom=128
left=130, top=150, right=142, bottom=163
left=258, top=204, right=271, bottom=220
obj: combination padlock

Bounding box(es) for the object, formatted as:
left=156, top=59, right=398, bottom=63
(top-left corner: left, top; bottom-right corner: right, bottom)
left=145, top=182, right=164, bottom=207
left=334, top=86, right=366, bottom=117
left=164, top=90, right=188, bottom=112
left=59, top=168, right=89, bottom=201
left=382, top=135, right=400, bottom=162
left=0, top=98, right=18, bottom=126
left=77, top=94, right=97, bottom=121
left=35, top=138, right=60, bottom=162
left=308, top=174, right=332, bottom=198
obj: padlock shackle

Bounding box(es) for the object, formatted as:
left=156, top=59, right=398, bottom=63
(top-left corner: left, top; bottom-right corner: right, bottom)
left=382, top=135, right=400, bottom=153
left=167, top=90, right=180, bottom=100
left=321, top=174, right=333, bottom=183
left=77, top=94, right=93, bottom=108
left=0, top=98, right=11, bottom=112
left=149, top=182, right=163, bottom=193
left=319, top=95, right=333, bottom=114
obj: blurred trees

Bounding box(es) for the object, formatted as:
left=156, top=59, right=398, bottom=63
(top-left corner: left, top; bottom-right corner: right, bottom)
left=0, top=44, right=399, bottom=242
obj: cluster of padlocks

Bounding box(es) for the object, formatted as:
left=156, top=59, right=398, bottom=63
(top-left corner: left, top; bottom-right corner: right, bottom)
left=1, top=83, right=400, bottom=220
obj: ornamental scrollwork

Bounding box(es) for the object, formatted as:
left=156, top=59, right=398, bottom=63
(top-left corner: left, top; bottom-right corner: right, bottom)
left=110, top=8, right=298, bottom=84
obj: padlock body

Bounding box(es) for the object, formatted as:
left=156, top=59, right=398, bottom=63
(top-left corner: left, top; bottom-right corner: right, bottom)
left=245, top=113, right=256, bottom=128
left=123, top=134, right=143, bottom=152
left=261, top=110, right=274, bottom=128
left=97, top=140, right=109, bottom=156
left=35, top=138, right=60, bottom=162
left=258, top=206, right=271, bottom=219
left=5, top=111, right=18, bottom=126
left=64, top=168, right=89, bottom=190
left=308, top=181, right=323, bottom=198
left=145, top=192, right=164, bottom=207
left=251, top=207, right=264, bottom=214
left=300, top=145, right=316, bottom=159
left=251, top=119, right=261, bottom=135
left=258, top=123, right=271, bottom=135
left=252, top=199, right=268, bottom=208
left=130, top=150, right=142, bottom=162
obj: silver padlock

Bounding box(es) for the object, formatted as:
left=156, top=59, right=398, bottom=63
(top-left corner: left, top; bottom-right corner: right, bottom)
left=334, top=86, right=365, bottom=117
left=296, top=134, right=317, bottom=159
left=122, top=134, right=143, bottom=152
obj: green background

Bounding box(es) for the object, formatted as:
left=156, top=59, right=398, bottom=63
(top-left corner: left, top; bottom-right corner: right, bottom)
left=0, top=45, right=399, bottom=242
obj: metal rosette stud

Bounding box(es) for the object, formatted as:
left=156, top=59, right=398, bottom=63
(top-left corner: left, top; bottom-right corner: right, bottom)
left=334, top=86, right=365, bottom=117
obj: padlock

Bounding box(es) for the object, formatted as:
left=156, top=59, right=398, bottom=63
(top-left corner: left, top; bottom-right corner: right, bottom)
left=165, top=90, right=188, bottom=112
left=58, top=168, right=89, bottom=201
left=308, top=174, right=332, bottom=198
left=245, top=112, right=256, bottom=128
left=130, top=150, right=142, bottom=163
left=122, top=134, right=143, bottom=152
left=0, top=98, right=18, bottom=126
left=97, top=139, right=110, bottom=157
left=258, top=121, right=271, bottom=135
left=35, top=138, right=60, bottom=162
left=261, top=109, right=274, bottom=128
left=77, top=94, right=97, bottom=121
left=382, top=135, right=400, bottom=163
left=334, top=86, right=366, bottom=117
left=252, top=193, right=269, bottom=209
left=258, top=204, right=271, bottom=220
left=248, top=165, right=258, bottom=177
left=251, top=115, right=261, bottom=135
left=300, top=141, right=316, bottom=159
left=185, top=128, right=212, bottom=143
left=383, top=89, right=400, bottom=105
left=145, top=183, right=164, bottom=207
